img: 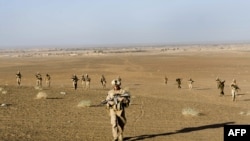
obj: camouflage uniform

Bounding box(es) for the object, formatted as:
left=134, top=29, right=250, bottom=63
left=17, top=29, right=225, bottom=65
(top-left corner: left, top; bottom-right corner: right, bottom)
left=230, top=79, right=239, bottom=101
left=85, top=74, right=91, bottom=89
left=100, top=75, right=106, bottom=89
left=216, top=77, right=221, bottom=89
left=81, top=74, right=86, bottom=88
left=176, top=78, right=182, bottom=89
left=164, top=76, right=168, bottom=84
left=218, top=80, right=225, bottom=96
left=35, top=72, right=42, bottom=87
left=187, top=78, right=194, bottom=89
left=16, top=71, right=22, bottom=86
left=106, top=79, right=130, bottom=141
left=71, top=74, right=79, bottom=90
left=45, top=74, right=51, bottom=87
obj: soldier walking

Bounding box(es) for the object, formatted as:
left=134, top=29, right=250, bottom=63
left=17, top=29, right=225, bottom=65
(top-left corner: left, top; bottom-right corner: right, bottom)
left=45, top=74, right=51, bottom=87
left=71, top=74, right=79, bottom=90
left=230, top=79, right=240, bottom=101
left=81, top=74, right=86, bottom=89
left=164, top=76, right=168, bottom=85
left=85, top=74, right=91, bottom=90
left=35, top=72, right=43, bottom=87
left=100, top=74, right=107, bottom=89
left=16, top=70, right=22, bottom=86
left=187, top=78, right=194, bottom=89
left=216, top=77, right=221, bottom=89
left=105, top=79, right=130, bottom=141
left=176, top=78, right=182, bottom=89
left=218, top=79, right=225, bottom=96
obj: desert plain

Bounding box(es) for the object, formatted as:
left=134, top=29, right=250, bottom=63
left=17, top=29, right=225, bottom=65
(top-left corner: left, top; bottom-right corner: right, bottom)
left=0, top=44, right=250, bottom=141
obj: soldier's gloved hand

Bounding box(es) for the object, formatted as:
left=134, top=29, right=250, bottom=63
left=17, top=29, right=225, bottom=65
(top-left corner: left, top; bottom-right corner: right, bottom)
left=117, top=97, right=124, bottom=102
left=107, top=101, right=114, bottom=106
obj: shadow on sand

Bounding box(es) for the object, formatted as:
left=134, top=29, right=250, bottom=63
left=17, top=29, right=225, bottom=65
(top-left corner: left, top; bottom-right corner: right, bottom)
left=195, top=88, right=211, bottom=90
left=237, top=93, right=246, bottom=96
left=124, top=122, right=234, bottom=141
left=46, top=97, right=63, bottom=99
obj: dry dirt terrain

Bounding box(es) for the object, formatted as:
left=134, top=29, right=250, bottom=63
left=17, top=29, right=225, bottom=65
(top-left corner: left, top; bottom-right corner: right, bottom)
left=0, top=45, right=250, bottom=141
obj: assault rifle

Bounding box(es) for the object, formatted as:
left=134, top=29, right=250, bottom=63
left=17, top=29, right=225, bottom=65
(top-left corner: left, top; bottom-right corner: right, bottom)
left=100, top=93, right=130, bottom=106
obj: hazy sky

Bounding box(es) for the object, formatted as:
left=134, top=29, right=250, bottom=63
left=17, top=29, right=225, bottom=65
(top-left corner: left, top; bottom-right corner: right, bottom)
left=1, top=0, right=250, bottom=48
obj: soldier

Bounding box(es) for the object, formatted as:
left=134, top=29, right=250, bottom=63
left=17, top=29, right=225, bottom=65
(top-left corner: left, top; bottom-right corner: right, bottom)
left=187, top=78, right=194, bottom=89
left=105, top=79, right=130, bottom=141
left=16, top=70, right=22, bottom=86
left=218, top=80, right=225, bottom=96
left=71, top=74, right=79, bottom=90
left=100, top=74, right=107, bottom=89
left=85, top=74, right=91, bottom=90
left=215, top=77, right=221, bottom=89
left=176, top=78, right=182, bottom=89
left=45, top=74, right=51, bottom=87
left=164, top=76, right=168, bottom=85
left=35, top=72, right=42, bottom=87
left=81, top=74, right=86, bottom=89
left=230, top=79, right=240, bottom=101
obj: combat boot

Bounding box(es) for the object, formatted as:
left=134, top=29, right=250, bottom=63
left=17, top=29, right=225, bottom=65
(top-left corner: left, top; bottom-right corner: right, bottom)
left=118, top=134, right=123, bottom=141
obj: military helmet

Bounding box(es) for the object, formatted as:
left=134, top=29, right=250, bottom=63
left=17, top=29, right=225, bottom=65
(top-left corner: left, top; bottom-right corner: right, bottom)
left=111, top=79, right=121, bottom=86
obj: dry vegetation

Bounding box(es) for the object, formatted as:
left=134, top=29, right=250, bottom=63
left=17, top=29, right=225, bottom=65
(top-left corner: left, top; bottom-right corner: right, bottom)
left=0, top=44, right=250, bottom=141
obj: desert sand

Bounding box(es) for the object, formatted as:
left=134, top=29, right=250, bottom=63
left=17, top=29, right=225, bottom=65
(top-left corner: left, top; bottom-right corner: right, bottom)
left=0, top=44, right=250, bottom=141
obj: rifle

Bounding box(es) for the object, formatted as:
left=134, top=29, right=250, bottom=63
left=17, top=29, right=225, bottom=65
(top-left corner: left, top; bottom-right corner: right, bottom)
left=99, top=93, right=130, bottom=106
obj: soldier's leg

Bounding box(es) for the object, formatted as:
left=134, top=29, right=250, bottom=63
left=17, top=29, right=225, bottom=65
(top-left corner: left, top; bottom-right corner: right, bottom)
left=19, top=78, right=21, bottom=85
left=117, top=112, right=126, bottom=141
left=81, top=81, right=85, bottom=89
left=47, top=80, right=50, bottom=87
left=220, top=89, right=224, bottom=95
left=86, top=81, right=90, bottom=89
left=235, top=91, right=237, bottom=101
left=103, top=82, right=106, bottom=88
left=75, top=83, right=77, bottom=90
left=232, top=90, right=236, bottom=101
left=110, top=110, right=118, bottom=140
left=85, top=82, right=88, bottom=89
left=17, top=78, right=21, bottom=86
left=86, top=82, right=89, bottom=89
left=232, top=91, right=235, bottom=101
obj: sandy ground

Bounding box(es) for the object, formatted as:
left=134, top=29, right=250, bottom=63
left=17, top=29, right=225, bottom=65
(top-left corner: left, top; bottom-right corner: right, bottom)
left=0, top=45, right=250, bottom=141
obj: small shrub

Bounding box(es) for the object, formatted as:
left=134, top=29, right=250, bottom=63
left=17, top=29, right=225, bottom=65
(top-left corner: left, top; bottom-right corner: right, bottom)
left=36, top=92, right=47, bottom=99
left=34, top=86, right=43, bottom=90
left=182, top=107, right=201, bottom=116
left=60, top=92, right=66, bottom=95
left=77, top=100, right=91, bottom=108
left=239, top=111, right=250, bottom=116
